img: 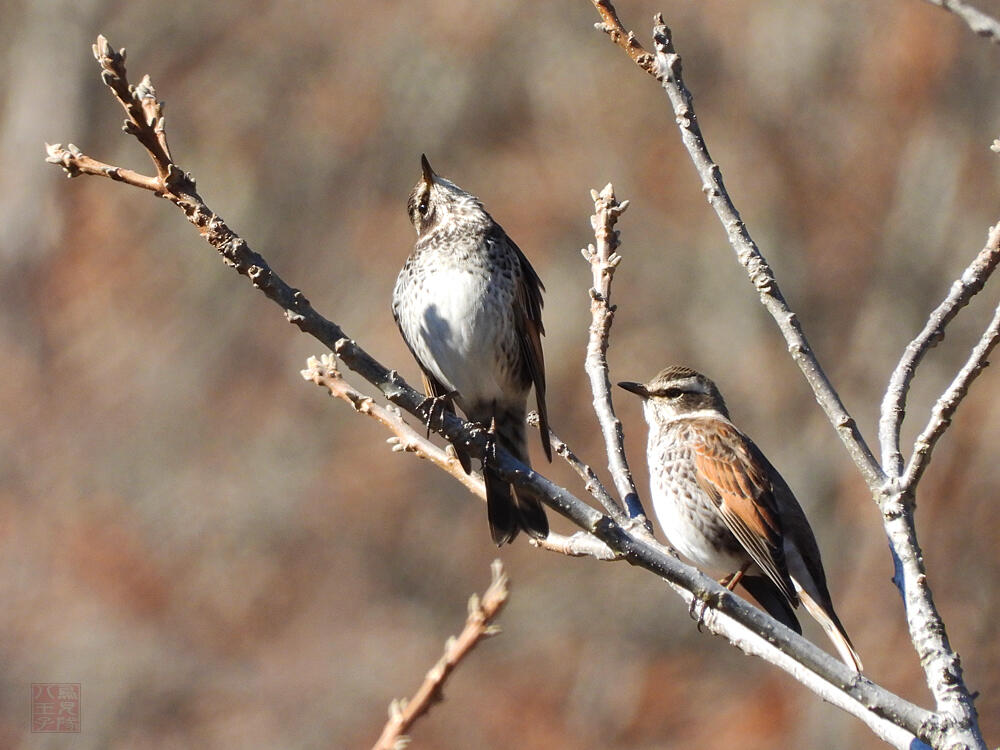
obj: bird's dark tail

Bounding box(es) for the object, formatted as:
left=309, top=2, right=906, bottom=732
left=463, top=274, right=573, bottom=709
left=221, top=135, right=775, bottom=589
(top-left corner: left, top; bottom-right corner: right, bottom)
left=740, top=575, right=802, bottom=634
left=478, top=401, right=549, bottom=546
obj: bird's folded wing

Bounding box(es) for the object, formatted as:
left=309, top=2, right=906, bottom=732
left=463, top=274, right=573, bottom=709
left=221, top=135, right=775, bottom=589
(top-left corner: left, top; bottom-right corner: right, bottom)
left=692, top=425, right=797, bottom=605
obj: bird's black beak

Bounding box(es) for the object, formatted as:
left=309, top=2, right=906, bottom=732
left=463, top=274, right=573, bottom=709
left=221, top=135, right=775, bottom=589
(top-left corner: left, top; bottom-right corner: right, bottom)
left=420, top=153, right=435, bottom=184
left=617, top=381, right=649, bottom=397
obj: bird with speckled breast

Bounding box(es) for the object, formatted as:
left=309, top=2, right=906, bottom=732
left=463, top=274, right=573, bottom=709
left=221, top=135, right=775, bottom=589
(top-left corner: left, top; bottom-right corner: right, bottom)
left=393, top=155, right=551, bottom=546
left=619, top=365, right=862, bottom=671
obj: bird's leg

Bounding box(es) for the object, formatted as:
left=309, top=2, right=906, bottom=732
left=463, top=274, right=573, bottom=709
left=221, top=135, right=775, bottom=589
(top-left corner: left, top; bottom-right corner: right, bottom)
left=484, top=417, right=499, bottom=468
left=718, top=562, right=751, bottom=591
left=418, top=390, right=459, bottom=437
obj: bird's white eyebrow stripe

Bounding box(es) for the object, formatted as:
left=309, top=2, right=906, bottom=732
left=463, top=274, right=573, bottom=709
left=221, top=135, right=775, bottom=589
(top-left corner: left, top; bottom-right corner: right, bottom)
left=660, top=376, right=710, bottom=395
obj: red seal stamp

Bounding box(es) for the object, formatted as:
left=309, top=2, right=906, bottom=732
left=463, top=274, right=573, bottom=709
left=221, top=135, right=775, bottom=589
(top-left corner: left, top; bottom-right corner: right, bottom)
left=31, top=683, right=81, bottom=733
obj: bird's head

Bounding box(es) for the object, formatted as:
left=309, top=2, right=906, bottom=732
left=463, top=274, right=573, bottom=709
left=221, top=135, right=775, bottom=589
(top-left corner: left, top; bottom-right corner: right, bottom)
left=407, top=155, right=487, bottom=237
left=618, top=365, right=730, bottom=423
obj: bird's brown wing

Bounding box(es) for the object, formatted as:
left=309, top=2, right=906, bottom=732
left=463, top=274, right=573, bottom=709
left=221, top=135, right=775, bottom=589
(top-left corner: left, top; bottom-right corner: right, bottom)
left=750, top=441, right=862, bottom=669
left=691, top=423, right=797, bottom=605
left=503, top=229, right=552, bottom=462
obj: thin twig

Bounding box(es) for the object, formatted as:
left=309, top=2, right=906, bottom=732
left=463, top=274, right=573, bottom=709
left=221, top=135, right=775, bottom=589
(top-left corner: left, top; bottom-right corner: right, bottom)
left=531, top=531, right=619, bottom=559
left=879, top=222, right=1000, bottom=477
left=921, top=0, right=1000, bottom=44
left=302, top=355, right=480, bottom=495
left=582, top=184, right=648, bottom=525
left=528, top=412, right=619, bottom=516
left=904, top=300, right=1000, bottom=488
left=591, top=0, right=657, bottom=76
left=881, top=224, right=1000, bottom=473
left=44, top=142, right=162, bottom=192
left=371, top=560, right=510, bottom=750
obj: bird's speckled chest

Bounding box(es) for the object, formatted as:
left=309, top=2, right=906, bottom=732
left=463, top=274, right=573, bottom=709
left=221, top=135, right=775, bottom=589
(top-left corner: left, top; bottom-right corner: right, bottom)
left=646, top=420, right=747, bottom=571
left=393, top=223, right=524, bottom=404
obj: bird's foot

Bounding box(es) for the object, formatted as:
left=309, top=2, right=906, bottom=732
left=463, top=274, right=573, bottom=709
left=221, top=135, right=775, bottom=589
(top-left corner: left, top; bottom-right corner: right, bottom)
left=688, top=596, right=710, bottom=633
left=418, top=391, right=459, bottom=437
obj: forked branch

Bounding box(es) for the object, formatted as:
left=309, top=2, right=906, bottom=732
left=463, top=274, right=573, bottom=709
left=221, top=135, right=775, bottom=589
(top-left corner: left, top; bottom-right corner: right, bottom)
left=904, top=299, right=1000, bottom=488
left=880, top=222, right=1000, bottom=479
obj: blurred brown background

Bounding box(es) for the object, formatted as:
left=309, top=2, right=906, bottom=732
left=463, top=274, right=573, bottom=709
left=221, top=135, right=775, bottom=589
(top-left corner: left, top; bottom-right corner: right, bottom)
left=2, top=0, right=999, bottom=747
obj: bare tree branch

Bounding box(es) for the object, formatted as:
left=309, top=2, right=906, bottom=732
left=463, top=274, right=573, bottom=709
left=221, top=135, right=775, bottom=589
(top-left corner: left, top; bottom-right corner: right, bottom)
left=879, top=222, right=1000, bottom=477
left=694, top=604, right=932, bottom=750
left=582, top=184, right=648, bottom=525
left=44, top=142, right=162, bottom=192
left=904, top=299, right=1000, bottom=488
left=590, top=5, right=987, bottom=747
left=879, top=489, right=981, bottom=747
left=302, top=354, right=481, bottom=496
left=371, top=560, right=510, bottom=750
left=91, top=38, right=175, bottom=181
left=302, top=354, right=615, bottom=560
left=591, top=0, right=657, bottom=75
left=622, top=534, right=938, bottom=747
left=44, top=31, right=953, bottom=749
left=921, top=0, right=1000, bottom=44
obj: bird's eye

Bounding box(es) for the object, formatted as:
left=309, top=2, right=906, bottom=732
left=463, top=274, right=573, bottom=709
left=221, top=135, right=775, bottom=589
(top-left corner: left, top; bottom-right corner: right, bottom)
left=418, top=197, right=429, bottom=215
left=662, top=387, right=683, bottom=399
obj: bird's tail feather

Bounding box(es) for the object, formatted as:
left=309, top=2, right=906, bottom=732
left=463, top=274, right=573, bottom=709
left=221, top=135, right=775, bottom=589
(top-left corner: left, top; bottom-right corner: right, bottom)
left=485, top=466, right=518, bottom=546
left=480, top=401, right=549, bottom=546
left=799, top=588, right=863, bottom=672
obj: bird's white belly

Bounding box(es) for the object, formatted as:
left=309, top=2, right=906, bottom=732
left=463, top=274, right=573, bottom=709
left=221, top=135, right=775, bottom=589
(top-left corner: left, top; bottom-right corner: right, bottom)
left=651, top=489, right=721, bottom=571
left=403, top=268, right=505, bottom=404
